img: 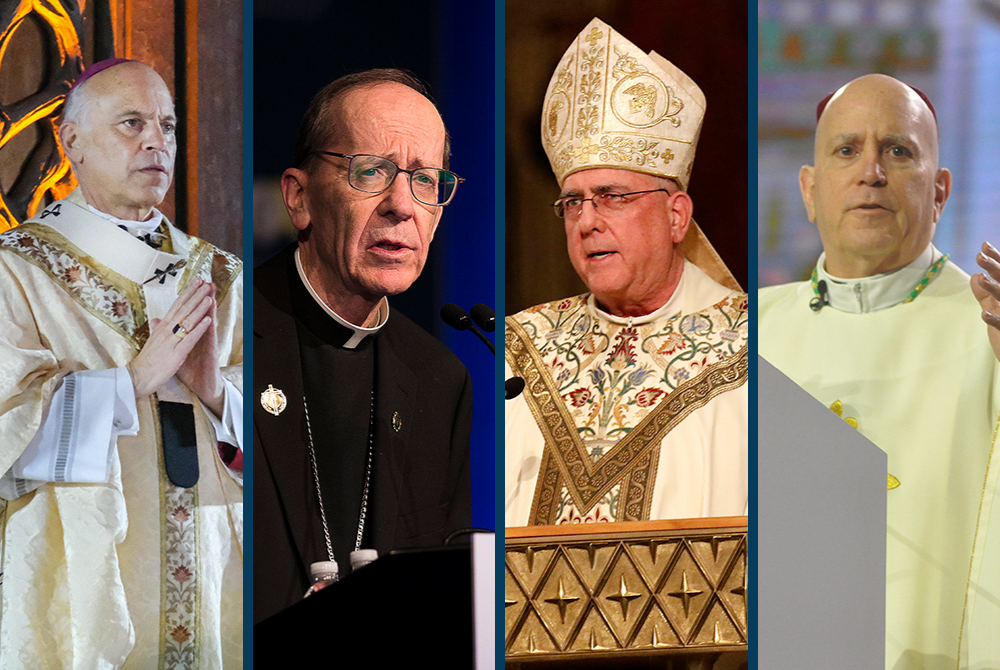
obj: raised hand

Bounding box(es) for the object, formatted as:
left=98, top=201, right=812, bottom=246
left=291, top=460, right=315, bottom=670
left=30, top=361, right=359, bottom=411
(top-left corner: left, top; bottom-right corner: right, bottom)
left=176, top=283, right=225, bottom=417
left=971, top=241, right=1000, bottom=363
left=128, top=278, right=214, bottom=402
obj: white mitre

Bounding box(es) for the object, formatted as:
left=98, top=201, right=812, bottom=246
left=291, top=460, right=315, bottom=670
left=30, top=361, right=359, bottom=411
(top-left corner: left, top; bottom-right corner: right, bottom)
left=541, top=17, right=740, bottom=292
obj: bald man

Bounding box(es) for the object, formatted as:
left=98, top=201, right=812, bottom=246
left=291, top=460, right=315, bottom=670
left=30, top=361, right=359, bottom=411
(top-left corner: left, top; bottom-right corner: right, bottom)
left=760, top=74, right=1000, bottom=668
left=0, top=59, right=243, bottom=667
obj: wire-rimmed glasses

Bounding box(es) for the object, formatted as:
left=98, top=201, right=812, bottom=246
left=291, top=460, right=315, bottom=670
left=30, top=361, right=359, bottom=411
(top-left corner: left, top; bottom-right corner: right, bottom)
left=316, top=151, right=464, bottom=206
left=552, top=189, right=671, bottom=219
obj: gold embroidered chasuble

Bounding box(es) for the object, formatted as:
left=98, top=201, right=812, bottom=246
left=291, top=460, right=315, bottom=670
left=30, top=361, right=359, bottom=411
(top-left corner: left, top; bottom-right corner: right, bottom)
left=759, top=261, right=1000, bottom=669
left=505, top=262, right=748, bottom=527
left=0, top=190, right=243, bottom=669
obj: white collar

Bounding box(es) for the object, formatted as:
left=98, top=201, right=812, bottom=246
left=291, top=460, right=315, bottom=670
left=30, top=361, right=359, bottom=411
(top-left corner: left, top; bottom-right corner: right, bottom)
left=87, top=204, right=164, bottom=233
left=294, top=248, right=388, bottom=349
left=817, top=245, right=942, bottom=313
left=587, top=263, right=687, bottom=327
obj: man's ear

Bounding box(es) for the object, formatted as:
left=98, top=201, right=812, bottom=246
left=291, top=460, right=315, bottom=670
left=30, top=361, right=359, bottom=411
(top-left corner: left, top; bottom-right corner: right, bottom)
left=281, top=168, right=311, bottom=232
left=669, top=190, right=693, bottom=244
left=932, top=167, right=952, bottom=223
left=799, top=165, right=816, bottom=222
left=58, top=122, right=84, bottom=163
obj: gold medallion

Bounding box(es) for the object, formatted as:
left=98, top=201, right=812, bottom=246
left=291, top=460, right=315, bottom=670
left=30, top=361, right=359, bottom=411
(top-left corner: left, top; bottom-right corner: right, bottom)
left=392, top=411, right=402, bottom=432
left=261, top=384, right=287, bottom=416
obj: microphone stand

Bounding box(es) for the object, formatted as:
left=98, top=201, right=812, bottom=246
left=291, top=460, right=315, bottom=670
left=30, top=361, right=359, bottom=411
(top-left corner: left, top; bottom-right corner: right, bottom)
left=440, top=303, right=495, bottom=354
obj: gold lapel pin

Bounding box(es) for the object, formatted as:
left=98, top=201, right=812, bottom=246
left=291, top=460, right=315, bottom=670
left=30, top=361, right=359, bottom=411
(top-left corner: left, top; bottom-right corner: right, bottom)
left=392, top=411, right=402, bottom=432
left=261, top=385, right=287, bottom=416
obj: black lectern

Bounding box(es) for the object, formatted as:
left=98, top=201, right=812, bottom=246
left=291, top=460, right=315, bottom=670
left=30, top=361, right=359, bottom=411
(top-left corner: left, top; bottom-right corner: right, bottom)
left=254, top=545, right=473, bottom=666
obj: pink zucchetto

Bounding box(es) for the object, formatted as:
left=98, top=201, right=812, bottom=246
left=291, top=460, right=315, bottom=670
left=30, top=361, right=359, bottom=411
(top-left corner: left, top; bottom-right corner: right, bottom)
left=68, top=58, right=138, bottom=93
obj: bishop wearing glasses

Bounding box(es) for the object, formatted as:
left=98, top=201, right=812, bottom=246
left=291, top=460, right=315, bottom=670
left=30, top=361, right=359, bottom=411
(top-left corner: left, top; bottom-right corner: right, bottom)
left=504, top=19, right=748, bottom=526
left=253, top=69, right=472, bottom=621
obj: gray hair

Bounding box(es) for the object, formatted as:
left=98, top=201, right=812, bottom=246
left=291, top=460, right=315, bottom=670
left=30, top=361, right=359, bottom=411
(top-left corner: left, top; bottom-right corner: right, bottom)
left=61, top=78, right=95, bottom=128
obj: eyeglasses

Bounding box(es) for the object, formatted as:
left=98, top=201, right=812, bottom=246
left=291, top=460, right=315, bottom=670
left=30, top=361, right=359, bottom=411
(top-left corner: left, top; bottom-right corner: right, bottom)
left=552, top=189, right=671, bottom=220
left=315, top=151, right=465, bottom=206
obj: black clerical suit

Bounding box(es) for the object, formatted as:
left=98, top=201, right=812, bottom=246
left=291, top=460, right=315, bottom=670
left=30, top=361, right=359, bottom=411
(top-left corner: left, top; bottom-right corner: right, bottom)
left=252, top=246, right=472, bottom=624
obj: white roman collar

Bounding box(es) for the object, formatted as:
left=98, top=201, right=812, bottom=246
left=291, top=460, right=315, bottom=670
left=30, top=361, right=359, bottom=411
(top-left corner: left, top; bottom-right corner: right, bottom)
left=86, top=203, right=165, bottom=233
left=294, top=248, right=388, bottom=349
left=29, top=190, right=188, bottom=296
left=817, top=245, right=942, bottom=313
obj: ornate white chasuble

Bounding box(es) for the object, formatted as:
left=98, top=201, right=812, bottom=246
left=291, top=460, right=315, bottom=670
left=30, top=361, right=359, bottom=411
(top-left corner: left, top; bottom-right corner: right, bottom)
left=0, top=191, right=242, bottom=668
left=506, top=292, right=748, bottom=526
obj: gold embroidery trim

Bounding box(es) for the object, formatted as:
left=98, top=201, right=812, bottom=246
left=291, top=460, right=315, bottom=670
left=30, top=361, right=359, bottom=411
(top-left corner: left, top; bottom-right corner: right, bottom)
left=183, top=237, right=242, bottom=305
left=1, top=223, right=148, bottom=348
left=507, top=319, right=748, bottom=525
left=153, top=399, right=203, bottom=668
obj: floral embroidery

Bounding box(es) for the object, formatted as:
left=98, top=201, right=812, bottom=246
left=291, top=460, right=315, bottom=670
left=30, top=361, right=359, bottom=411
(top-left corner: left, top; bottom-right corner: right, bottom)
left=171, top=565, right=193, bottom=584
left=1, top=224, right=145, bottom=343
left=507, top=291, right=748, bottom=524
left=574, top=38, right=605, bottom=139
left=162, top=479, right=199, bottom=668
left=606, top=328, right=637, bottom=365
left=555, top=484, right=617, bottom=524
left=184, top=238, right=241, bottom=305
left=519, top=295, right=746, bottom=454
left=109, top=299, right=129, bottom=318
left=60, top=264, right=83, bottom=284
left=571, top=135, right=670, bottom=170
left=577, top=105, right=599, bottom=138
left=635, top=388, right=665, bottom=407
left=553, top=143, right=576, bottom=173
left=612, top=46, right=648, bottom=79
left=565, top=388, right=591, bottom=407
left=658, top=332, right=687, bottom=355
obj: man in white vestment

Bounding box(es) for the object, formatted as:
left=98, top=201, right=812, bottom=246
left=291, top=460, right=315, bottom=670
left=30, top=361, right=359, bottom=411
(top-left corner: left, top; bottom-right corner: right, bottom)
left=759, top=73, right=1000, bottom=669
left=504, top=18, right=748, bottom=527
left=0, top=59, right=243, bottom=668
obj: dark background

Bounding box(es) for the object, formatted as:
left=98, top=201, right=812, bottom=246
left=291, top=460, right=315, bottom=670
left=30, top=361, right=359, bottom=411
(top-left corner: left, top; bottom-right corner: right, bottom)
left=505, top=0, right=750, bottom=313
left=253, top=0, right=496, bottom=529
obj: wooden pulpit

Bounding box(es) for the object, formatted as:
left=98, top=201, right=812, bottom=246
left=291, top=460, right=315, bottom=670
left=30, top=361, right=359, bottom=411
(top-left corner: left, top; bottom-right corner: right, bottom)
left=504, top=517, right=749, bottom=668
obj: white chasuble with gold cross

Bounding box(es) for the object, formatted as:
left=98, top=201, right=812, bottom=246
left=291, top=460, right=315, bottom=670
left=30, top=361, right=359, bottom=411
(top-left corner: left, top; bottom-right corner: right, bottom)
left=0, top=189, right=243, bottom=669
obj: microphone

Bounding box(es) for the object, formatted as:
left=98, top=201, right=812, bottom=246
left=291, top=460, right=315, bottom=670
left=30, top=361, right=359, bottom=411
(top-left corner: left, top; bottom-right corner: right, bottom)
left=440, top=303, right=495, bottom=354
left=440, top=303, right=472, bottom=330
left=810, top=280, right=829, bottom=312
left=470, top=304, right=495, bottom=332
left=505, top=376, right=525, bottom=400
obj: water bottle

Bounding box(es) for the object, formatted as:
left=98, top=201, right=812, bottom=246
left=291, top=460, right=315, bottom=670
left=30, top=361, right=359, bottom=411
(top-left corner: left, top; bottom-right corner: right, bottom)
left=304, top=560, right=338, bottom=597
left=350, top=549, right=378, bottom=572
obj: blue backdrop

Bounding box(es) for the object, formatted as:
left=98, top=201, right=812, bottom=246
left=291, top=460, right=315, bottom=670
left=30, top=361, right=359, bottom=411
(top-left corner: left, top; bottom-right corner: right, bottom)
left=252, top=0, right=496, bottom=529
